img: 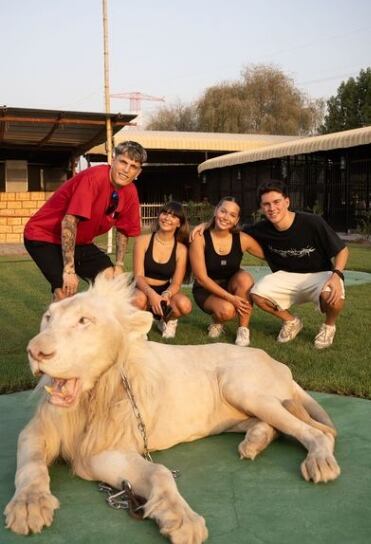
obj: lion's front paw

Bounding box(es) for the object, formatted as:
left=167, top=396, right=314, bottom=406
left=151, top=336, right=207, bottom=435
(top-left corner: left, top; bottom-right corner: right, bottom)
left=161, top=506, right=208, bottom=544
left=301, top=453, right=341, bottom=483
left=4, top=491, right=60, bottom=535
left=146, top=494, right=208, bottom=544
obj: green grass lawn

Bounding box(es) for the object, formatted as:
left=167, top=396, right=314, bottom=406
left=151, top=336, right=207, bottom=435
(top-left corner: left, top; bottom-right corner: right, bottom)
left=1, top=243, right=370, bottom=397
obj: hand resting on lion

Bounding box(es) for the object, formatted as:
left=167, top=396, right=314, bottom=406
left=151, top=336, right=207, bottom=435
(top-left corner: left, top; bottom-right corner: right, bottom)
left=4, top=273, right=340, bottom=543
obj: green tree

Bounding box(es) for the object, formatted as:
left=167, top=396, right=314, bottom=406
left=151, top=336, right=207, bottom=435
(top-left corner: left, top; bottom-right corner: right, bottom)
left=321, top=67, right=371, bottom=133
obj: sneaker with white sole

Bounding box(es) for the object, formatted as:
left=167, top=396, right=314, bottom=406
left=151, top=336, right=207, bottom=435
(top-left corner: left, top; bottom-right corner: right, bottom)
left=207, top=323, right=224, bottom=338
left=162, top=319, right=178, bottom=339
left=235, top=326, right=250, bottom=347
left=314, top=323, right=336, bottom=349
left=277, top=317, right=303, bottom=343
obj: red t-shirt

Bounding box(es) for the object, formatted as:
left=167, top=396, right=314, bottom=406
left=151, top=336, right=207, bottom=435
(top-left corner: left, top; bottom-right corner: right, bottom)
left=24, top=165, right=141, bottom=244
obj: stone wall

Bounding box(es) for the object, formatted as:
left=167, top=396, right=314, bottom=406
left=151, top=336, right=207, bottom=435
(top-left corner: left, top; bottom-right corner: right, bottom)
left=0, top=192, right=52, bottom=243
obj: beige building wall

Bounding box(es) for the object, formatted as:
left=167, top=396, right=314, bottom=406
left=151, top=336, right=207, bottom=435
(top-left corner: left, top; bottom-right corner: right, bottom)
left=0, top=192, right=52, bottom=243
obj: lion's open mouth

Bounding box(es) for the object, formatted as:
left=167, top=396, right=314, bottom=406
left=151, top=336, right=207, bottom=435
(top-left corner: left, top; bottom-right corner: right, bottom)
left=44, top=377, right=81, bottom=407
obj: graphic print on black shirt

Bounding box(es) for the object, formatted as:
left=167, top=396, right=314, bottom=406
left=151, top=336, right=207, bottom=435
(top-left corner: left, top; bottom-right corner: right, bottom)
left=268, top=245, right=316, bottom=259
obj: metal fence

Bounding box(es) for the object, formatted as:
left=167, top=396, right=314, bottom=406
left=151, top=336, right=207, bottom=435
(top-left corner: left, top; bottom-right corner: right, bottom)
left=140, top=202, right=163, bottom=228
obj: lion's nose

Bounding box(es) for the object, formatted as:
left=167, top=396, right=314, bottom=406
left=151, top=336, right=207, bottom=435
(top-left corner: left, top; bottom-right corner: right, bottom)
left=27, top=346, right=56, bottom=362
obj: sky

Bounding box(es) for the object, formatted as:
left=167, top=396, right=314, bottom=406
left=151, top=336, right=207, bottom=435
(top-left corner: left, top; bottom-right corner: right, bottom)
left=1, top=0, right=371, bottom=121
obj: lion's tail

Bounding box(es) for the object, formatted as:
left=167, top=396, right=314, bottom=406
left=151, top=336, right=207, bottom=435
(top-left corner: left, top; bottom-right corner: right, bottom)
left=282, top=382, right=337, bottom=437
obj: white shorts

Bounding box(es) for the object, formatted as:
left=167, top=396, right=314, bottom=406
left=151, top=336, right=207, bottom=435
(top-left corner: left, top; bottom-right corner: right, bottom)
left=250, top=270, right=345, bottom=311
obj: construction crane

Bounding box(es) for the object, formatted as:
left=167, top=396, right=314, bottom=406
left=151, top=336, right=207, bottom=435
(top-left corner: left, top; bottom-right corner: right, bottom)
left=110, top=92, right=165, bottom=113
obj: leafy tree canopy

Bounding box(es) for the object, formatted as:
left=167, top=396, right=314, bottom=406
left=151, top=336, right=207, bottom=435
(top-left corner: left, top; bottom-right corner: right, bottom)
left=321, top=67, right=371, bottom=133
left=146, top=64, right=324, bottom=135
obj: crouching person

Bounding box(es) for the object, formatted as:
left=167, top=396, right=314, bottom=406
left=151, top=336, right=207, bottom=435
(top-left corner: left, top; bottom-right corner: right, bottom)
left=132, top=201, right=192, bottom=339
left=24, top=141, right=146, bottom=301
left=189, top=197, right=264, bottom=347
left=245, top=180, right=348, bottom=349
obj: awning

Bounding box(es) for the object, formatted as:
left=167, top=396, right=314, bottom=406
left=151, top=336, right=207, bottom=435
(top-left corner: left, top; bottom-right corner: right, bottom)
left=88, top=129, right=298, bottom=155
left=198, top=125, right=371, bottom=173
left=0, top=106, right=136, bottom=157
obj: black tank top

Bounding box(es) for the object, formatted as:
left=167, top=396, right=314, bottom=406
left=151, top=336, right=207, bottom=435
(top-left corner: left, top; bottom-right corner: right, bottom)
left=144, top=233, right=177, bottom=281
left=203, top=229, right=242, bottom=280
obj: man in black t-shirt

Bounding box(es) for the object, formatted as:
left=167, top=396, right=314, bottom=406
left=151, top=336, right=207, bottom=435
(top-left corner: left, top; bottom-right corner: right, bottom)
left=244, top=180, right=349, bottom=349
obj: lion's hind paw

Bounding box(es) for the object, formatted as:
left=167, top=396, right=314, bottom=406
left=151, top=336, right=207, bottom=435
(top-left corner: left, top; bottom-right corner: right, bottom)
left=301, top=453, right=341, bottom=483
left=238, top=438, right=260, bottom=460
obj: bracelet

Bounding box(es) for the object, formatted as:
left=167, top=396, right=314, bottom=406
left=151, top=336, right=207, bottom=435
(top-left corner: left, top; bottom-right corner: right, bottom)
left=115, top=262, right=124, bottom=267
left=332, top=269, right=345, bottom=281
left=161, top=289, right=172, bottom=297
left=64, top=271, right=76, bottom=275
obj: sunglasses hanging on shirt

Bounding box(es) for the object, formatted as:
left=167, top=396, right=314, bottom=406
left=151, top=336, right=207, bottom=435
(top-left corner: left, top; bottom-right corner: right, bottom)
left=105, top=191, right=119, bottom=217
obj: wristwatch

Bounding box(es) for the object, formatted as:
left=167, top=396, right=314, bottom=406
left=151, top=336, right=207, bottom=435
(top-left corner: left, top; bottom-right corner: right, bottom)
left=332, top=269, right=345, bottom=281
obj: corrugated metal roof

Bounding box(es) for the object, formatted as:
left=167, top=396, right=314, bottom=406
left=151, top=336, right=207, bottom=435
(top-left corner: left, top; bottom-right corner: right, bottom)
left=88, top=129, right=298, bottom=155
left=198, top=125, right=371, bottom=173
left=0, top=106, right=136, bottom=155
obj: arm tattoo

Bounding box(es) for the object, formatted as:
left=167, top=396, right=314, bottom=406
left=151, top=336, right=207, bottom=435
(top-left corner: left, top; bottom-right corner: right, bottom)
left=116, top=230, right=128, bottom=265
left=61, top=214, right=78, bottom=272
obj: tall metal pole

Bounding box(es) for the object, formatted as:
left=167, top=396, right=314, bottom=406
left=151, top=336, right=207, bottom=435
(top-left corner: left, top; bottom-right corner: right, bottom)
left=102, top=0, right=113, bottom=162
left=102, top=0, right=114, bottom=253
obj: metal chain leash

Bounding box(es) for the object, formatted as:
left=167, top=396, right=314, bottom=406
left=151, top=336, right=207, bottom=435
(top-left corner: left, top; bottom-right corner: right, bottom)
left=97, top=367, right=180, bottom=517
left=120, top=368, right=153, bottom=462
left=98, top=480, right=146, bottom=519
left=120, top=368, right=179, bottom=478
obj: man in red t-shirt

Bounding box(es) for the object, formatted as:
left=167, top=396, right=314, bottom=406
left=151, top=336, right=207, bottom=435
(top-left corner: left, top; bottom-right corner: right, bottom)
left=24, top=141, right=147, bottom=300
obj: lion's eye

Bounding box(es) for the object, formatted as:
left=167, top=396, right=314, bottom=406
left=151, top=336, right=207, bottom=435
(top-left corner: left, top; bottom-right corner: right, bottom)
left=78, top=317, right=90, bottom=325
left=40, top=312, right=52, bottom=331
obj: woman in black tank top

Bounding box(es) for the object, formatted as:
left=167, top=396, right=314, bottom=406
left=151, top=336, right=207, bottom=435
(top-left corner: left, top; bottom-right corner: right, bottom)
left=132, top=201, right=192, bottom=339
left=190, top=197, right=264, bottom=347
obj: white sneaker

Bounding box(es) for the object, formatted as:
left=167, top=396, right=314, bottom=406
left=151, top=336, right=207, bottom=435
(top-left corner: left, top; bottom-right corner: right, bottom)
left=235, top=327, right=250, bottom=347
left=277, top=317, right=303, bottom=343
left=162, top=319, right=178, bottom=339
left=314, top=324, right=336, bottom=349
left=208, top=323, right=224, bottom=338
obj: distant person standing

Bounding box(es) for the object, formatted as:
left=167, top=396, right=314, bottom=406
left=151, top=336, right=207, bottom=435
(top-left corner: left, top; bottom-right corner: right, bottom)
left=245, top=180, right=348, bottom=349
left=24, top=141, right=146, bottom=300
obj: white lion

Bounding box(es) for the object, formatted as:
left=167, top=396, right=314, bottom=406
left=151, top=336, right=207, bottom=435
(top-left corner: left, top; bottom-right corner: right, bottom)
left=4, top=273, right=340, bottom=543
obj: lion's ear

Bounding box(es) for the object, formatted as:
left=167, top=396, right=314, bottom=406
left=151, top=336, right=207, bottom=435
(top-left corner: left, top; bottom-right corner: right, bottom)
left=126, top=310, right=153, bottom=339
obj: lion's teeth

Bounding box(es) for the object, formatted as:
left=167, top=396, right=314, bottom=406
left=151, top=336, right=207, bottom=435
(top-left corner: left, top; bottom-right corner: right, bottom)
left=44, top=385, right=53, bottom=395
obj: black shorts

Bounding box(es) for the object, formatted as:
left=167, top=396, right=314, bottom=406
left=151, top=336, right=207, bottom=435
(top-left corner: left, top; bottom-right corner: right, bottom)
left=147, top=281, right=171, bottom=296
left=192, top=279, right=229, bottom=314
left=24, top=238, right=113, bottom=292
left=136, top=281, right=171, bottom=320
